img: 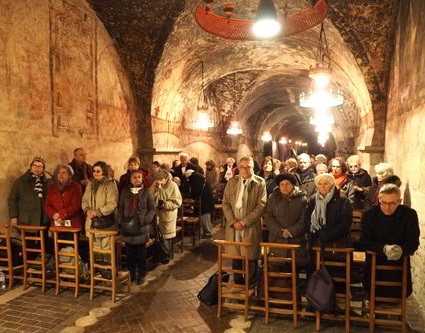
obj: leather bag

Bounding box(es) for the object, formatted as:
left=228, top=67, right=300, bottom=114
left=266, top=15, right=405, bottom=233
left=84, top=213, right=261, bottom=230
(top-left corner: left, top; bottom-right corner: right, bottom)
left=91, top=214, right=115, bottom=229
left=197, top=271, right=230, bottom=305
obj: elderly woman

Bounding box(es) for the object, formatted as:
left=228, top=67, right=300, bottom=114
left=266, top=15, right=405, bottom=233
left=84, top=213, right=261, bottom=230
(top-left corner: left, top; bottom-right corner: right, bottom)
left=346, top=155, right=372, bottom=211
left=329, top=157, right=355, bottom=207
left=306, top=173, right=352, bottom=248
left=264, top=173, right=308, bottom=266
left=117, top=169, right=155, bottom=284
left=259, top=156, right=277, bottom=197
left=44, top=164, right=83, bottom=232
left=366, top=162, right=401, bottom=210
left=149, top=169, right=182, bottom=254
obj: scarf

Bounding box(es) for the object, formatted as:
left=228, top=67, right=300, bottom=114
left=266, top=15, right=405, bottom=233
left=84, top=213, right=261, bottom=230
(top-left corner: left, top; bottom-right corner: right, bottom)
left=92, top=177, right=105, bottom=193
left=235, top=177, right=249, bottom=210
left=310, top=186, right=335, bottom=234
left=224, top=166, right=233, bottom=181
left=32, top=174, right=44, bottom=198
left=334, top=173, right=348, bottom=188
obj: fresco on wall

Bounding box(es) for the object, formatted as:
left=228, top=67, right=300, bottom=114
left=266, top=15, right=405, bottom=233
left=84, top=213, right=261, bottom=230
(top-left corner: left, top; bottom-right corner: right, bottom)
left=50, top=0, right=97, bottom=136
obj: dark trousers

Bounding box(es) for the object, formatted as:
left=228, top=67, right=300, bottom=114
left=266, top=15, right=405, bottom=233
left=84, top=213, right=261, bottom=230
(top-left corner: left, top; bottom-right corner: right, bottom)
left=126, top=243, right=147, bottom=279
left=232, top=259, right=258, bottom=288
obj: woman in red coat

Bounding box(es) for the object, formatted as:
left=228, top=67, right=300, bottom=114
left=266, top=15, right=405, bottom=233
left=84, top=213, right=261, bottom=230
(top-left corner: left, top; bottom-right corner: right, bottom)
left=45, top=164, right=84, bottom=232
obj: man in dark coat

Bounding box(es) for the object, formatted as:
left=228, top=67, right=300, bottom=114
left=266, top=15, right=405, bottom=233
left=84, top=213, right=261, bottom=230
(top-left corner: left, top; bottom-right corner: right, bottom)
left=359, top=183, right=420, bottom=298
left=8, top=157, right=51, bottom=228
left=173, top=152, right=198, bottom=197
left=185, top=169, right=214, bottom=239
left=68, top=147, right=93, bottom=192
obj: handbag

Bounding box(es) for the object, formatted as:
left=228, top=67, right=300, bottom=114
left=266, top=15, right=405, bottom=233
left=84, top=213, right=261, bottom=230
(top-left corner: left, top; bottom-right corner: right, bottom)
left=305, top=246, right=335, bottom=313
left=91, top=214, right=115, bottom=229
left=197, top=271, right=230, bottom=305
left=121, top=215, right=141, bottom=236
left=153, top=224, right=170, bottom=264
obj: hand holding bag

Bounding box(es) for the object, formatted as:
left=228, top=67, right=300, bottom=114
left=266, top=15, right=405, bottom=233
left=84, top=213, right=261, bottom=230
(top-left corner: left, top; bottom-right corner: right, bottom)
left=121, top=214, right=141, bottom=236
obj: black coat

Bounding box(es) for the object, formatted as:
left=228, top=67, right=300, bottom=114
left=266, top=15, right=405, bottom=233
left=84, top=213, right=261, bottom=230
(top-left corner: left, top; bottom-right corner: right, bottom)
left=117, top=187, right=156, bottom=245
left=187, top=172, right=214, bottom=215
left=305, top=189, right=352, bottom=247
left=173, top=162, right=198, bottom=197
left=348, top=168, right=372, bottom=210
left=359, top=205, right=420, bottom=298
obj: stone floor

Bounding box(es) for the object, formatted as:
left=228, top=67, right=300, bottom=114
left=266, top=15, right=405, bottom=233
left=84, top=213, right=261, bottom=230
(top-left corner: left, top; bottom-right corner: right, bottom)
left=1, top=225, right=425, bottom=333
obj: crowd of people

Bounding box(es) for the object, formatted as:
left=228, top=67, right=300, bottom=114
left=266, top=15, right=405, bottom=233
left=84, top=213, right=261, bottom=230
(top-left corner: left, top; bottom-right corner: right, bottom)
left=6, top=149, right=420, bottom=299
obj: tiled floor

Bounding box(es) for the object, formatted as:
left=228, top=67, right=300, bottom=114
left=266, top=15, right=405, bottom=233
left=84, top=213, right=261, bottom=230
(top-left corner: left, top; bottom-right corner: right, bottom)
left=1, top=226, right=424, bottom=333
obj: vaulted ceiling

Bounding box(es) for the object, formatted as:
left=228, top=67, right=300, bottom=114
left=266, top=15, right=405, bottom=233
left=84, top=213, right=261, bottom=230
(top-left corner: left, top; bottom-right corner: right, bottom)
left=87, top=0, right=399, bottom=155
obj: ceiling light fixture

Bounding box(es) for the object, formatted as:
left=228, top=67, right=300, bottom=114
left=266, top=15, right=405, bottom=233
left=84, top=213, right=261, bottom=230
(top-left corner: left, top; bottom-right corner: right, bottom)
left=299, top=22, right=343, bottom=108
left=193, top=61, right=214, bottom=130
left=226, top=73, right=243, bottom=135
left=252, top=0, right=281, bottom=39
left=195, top=0, right=328, bottom=40
left=261, top=131, right=272, bottom=142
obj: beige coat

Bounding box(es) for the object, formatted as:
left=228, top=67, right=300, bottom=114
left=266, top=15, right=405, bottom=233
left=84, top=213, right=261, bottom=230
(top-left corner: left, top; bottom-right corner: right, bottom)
left=222, top=174, right=267, bottom=260
left=82, top=178, right=119, bottom=232
left=150, top=178, right=182, bottom=239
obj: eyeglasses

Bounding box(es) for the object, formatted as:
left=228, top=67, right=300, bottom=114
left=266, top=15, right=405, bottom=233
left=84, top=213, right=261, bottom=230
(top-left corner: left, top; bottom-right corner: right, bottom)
left=239, top=165, right=252, bottom=170
left=331, top=165, right=341, bottom=169
left=349, top=165, right=358, bottom=168
left=379, top=200, right=399, bottom=207
left=93, top=169, right=103, bottom=173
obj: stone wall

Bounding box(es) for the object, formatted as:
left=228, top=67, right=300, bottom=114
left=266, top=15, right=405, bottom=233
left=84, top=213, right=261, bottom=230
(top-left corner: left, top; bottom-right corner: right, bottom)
left=0, top=0, right=134, bottom=220
left=386, top=0, right=425, bottom=308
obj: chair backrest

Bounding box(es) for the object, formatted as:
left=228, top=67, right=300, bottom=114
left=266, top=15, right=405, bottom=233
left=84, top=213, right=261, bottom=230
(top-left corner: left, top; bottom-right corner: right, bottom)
left=367, top=251, right=408, bottom=332
left=351, top=210, right=363, bottom=242
left=0, top=224, right=14, bottom=282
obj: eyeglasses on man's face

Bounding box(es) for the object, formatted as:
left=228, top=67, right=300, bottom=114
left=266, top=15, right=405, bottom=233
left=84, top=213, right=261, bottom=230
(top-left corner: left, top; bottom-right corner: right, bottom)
left=379, top=200, right=400, bottom=207
left=239, top=165, right=252, bottom=171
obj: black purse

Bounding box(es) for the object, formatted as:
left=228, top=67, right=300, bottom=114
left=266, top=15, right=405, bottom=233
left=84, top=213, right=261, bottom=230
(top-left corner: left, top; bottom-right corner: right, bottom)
left=121, top=214, right=141, bottom=236
left=91, top=214, right=115, bottom=229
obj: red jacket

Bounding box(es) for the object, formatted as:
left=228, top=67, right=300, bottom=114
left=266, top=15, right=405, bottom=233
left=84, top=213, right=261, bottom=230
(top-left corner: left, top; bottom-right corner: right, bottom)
left=44, top=180, right=83, bottom=229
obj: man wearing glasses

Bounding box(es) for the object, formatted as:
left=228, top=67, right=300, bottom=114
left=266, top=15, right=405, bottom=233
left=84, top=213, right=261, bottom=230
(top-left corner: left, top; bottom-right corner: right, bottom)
left=359, top=183, right=420, bottom=298
left=222, top=155, right=267, bottom=290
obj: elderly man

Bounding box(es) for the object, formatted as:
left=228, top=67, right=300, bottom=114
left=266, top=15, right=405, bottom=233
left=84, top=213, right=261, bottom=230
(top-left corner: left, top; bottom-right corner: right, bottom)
left=8, top=157, right=51, bottom=228
left=360, top=183, right=420, bottom=298
left=69, top=147, right=93, bottom=192
left=173, top=152, right=198, bottom=197
left=222, top=155, right=267, bottom=288
left=293, top=153, right=316, bottom=198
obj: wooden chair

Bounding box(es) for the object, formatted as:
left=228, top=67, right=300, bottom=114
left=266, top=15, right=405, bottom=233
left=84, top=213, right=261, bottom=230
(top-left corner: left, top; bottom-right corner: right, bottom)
left=17, top=225, right=55, bottom=293
left=50, top=226, right=83, bottom=297
left=260, top=242, right=300, bottom=327
left=0, top=223, right=23, bottom=288
left=367, top=251, right=408, bottom=333
left=304, top=246, right=353, bottom=332
left=177, top=199, right=201, bottom=246
left=351, top=210, right=363, bottom=243
left=87, top=229, right=131, bottom=302
left=213, top=202, right=224, bottom=228
left=215, top=239, right=252, bottom=321
left=170, top=225, right=183, bottom=259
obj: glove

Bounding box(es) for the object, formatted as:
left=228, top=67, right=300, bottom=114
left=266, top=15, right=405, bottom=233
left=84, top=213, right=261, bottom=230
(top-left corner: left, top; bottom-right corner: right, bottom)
left=383, top=244, right=403, bottom=261
left=157, top=200, right=165, bottom=210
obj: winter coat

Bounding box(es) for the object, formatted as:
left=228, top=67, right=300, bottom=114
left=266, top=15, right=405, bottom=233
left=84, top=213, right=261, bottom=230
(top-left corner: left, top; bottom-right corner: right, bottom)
left=293, top=169, right=316, bottom=198
left=173, top=162, right=198, bottom=196
left=264, top=187, right=308, bottom=263
left=348, top=168, right=372, bottom=210
left=258, top=171, right=277, bottom=198
left=81, top=177, right=118, bottom=232
left=305, top=189, right=352, bottom=247
left=149, top=178, right=182, bottom=239
left=359, top=205, right=420, bottom=298
left=187, top=172, right=215, bottom=215
left=44, top=180, right=83, bottom=229
left=8, top=171, right=51, bottom=227
left=117, top=186, right=155, bottom=245
left=222, top=175, right=267, bottom=260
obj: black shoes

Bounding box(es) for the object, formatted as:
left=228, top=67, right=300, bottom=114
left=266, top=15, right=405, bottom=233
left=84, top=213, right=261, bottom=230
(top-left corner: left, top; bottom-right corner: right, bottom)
left=137, top=276, right=146, bottom=285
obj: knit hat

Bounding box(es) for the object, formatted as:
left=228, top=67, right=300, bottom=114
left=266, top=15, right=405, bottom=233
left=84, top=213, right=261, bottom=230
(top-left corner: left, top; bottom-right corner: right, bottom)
left=153, top=169, right=169, bottom=180
left=314, top=173, right=335, bottom=186
left=275, top=172, right=297, bottom=186
left=30, top=156, right=46, bottom=169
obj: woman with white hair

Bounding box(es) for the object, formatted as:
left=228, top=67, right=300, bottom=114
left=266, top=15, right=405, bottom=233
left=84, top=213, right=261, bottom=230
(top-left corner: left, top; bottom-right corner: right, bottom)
left=346, top=155, right=372, bottom=211
left=366, top=162, right=401, bottom=209
left=306, top=173, right=352, bottom=248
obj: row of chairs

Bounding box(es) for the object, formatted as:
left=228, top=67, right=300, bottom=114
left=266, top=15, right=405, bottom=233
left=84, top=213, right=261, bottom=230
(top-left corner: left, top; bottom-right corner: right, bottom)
left=214, top=240, right=408, bottom=333
left=0, top=223, right=130, bottom=302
